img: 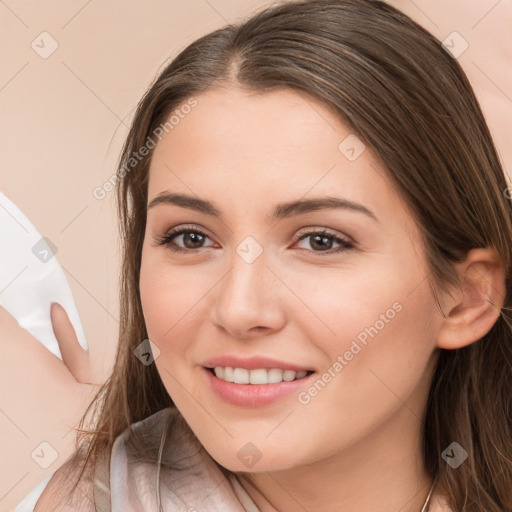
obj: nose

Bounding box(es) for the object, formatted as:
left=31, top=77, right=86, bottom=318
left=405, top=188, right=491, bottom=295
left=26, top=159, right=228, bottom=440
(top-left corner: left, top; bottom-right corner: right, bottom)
left=213, top=246, right=286, bottom=340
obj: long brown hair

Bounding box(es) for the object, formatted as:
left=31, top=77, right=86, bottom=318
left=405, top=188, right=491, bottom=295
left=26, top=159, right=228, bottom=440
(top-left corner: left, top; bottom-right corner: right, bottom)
left=69, top=0, right=512, bottom=509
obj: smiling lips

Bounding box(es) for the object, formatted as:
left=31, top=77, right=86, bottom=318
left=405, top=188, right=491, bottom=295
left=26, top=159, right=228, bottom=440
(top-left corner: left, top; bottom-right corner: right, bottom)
left=202, top=355, right=315, bottom=407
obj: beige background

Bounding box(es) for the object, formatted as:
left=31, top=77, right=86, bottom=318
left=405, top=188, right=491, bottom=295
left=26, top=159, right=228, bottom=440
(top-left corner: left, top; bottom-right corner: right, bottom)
left=1, top=0, right=510, bottom=509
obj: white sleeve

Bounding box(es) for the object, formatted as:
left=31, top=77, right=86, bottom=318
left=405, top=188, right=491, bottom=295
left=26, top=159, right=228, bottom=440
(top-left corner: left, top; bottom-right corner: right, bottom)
left=0, top=190, right=88, bottom=356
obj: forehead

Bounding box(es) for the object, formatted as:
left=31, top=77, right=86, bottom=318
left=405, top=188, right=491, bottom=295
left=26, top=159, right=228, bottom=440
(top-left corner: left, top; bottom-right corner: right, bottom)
left=147, top=87, right=409, bottom=227
left=152, top=87, right=352, bottom=173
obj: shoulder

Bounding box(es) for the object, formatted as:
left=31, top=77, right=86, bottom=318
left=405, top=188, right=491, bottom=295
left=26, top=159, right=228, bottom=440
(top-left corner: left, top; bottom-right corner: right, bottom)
left=34, top=447, right=98, bottom=512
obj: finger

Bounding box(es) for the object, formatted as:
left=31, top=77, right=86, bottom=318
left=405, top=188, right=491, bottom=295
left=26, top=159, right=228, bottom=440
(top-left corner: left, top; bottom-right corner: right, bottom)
left=0, top=305, right=79, bottom=385
left=0, top=306, right=66, bottom=363
left=50, top=302, right=92, bottom=384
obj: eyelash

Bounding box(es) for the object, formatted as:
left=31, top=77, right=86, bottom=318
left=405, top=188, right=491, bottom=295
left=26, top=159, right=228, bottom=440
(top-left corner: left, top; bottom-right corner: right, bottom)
left=154, top=224, right=355, bottom=256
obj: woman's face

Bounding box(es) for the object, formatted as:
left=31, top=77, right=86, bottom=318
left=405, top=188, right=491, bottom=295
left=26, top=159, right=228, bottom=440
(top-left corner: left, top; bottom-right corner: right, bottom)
left=139, top=86, right=442, bottom=472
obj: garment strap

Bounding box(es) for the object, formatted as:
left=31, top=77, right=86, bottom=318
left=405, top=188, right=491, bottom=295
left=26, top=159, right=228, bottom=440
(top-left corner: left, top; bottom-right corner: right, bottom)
left=93, top=449, right=112, bottom=512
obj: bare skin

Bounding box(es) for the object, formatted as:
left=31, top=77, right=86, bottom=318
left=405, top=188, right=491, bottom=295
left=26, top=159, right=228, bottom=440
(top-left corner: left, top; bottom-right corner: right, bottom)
left=138, top=87, right=505, bottom=512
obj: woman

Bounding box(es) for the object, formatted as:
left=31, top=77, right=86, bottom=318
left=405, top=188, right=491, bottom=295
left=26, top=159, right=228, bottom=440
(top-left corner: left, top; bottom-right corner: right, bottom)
left=33, top=0, right=512, bottom=510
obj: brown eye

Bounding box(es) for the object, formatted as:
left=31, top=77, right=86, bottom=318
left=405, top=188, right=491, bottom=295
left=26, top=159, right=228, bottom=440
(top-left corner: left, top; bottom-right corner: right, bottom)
left=154, top=227, right=214, bottom=253
left=294, top=229, right=354, bottom=255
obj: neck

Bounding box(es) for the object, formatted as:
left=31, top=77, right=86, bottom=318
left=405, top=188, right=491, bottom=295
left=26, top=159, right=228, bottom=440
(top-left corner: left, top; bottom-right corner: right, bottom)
left=236, top=401, right=436, bottom=512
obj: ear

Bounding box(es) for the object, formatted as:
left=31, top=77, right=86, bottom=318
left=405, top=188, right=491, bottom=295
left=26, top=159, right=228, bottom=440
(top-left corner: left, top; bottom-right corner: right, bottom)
left=435, top=247, right=506, bottom=350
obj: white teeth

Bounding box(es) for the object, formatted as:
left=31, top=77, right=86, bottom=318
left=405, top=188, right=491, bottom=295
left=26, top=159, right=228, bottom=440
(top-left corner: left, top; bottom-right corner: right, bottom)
left=223, top=367, right=234, bottom=382
left=267, top=368, right=284, bottom=383
left=282, top=370, right=296, bottom=381
left=249, top=369, right=268, bottom=384
left=233, top=368, right=250, bottom=384
left=212, top=367, right=310, bottom=384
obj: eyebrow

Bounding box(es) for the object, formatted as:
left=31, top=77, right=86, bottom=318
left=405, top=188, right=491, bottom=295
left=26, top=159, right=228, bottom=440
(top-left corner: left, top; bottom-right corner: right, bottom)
left=147, top=192, right=378, bottom=222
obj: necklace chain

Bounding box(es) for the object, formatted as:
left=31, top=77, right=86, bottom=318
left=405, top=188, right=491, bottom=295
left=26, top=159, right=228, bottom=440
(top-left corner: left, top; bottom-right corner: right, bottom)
left=419, top=477, right=438, bottom=512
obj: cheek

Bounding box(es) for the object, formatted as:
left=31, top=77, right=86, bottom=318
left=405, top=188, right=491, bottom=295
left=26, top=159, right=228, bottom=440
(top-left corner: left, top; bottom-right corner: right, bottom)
left=293, top=255, right=438, bottom=402
left=139, top=255, right=206, bottom=406
left=139, top=252, right=216, bottom=363
left=288, top=260, right=414, bottom=355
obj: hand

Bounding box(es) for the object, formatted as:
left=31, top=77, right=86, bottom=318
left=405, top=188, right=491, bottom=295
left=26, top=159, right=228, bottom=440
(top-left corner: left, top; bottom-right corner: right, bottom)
left=0, top=305, right=103, bottom=510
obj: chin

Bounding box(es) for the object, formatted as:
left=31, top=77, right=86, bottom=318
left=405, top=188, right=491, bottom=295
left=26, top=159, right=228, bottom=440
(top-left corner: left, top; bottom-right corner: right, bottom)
left=202, top=440, right=305, bottom=474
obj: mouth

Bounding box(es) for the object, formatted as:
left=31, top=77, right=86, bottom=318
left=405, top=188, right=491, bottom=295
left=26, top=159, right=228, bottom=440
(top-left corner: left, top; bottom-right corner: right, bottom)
left=205, top=366, right=315, bottom=384
left=202, top=365, right=316, bottom=408
left=200, top=355, right=317, bottom=407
